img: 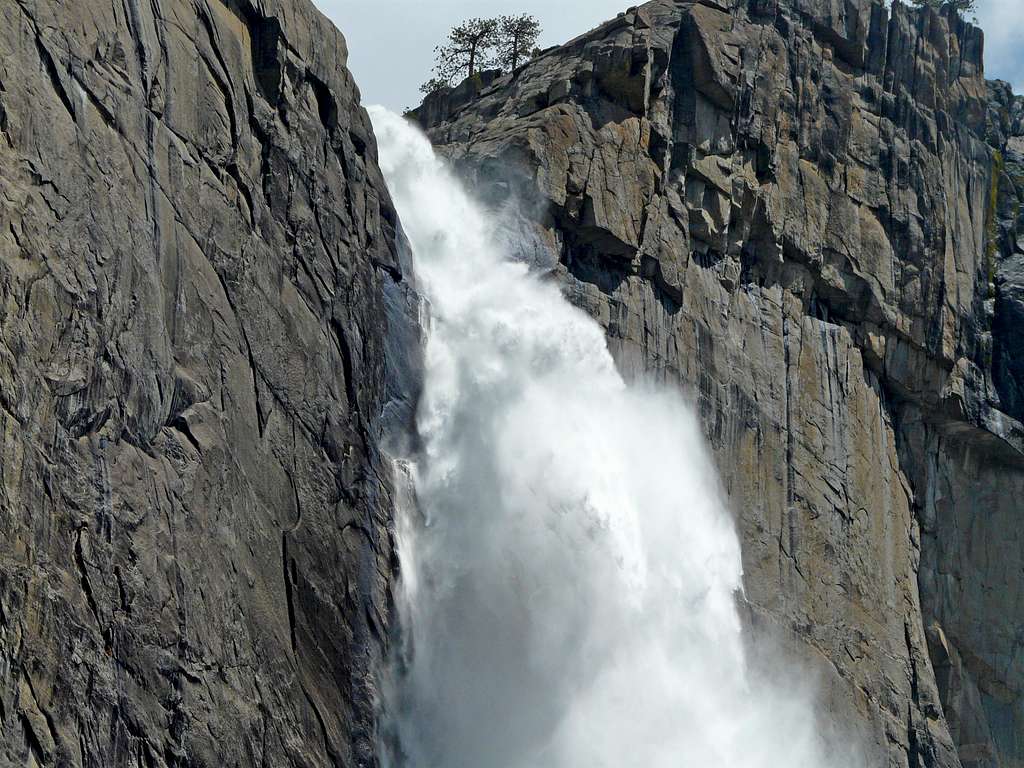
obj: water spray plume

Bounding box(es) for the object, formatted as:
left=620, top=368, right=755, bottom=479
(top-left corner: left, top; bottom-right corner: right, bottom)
left=370, top=106, right=849, bottom=768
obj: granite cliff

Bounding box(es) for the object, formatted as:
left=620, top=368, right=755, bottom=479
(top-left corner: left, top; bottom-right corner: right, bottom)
left=0, top=0, right=418, bottom=765
left=411, top=1, right=1024, bottom=766
left=2, top=0, right=1023, bottom=766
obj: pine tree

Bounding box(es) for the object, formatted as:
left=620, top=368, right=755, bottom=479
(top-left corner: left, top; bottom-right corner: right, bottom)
left=496, top=14, right=542, bottom=73
left=910, top=0, right=977, bottom=14
left=421, top=18, right=500, bottom=94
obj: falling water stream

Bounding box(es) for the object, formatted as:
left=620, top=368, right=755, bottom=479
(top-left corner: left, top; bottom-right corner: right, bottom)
left=369, top=107, right=840, bottom=768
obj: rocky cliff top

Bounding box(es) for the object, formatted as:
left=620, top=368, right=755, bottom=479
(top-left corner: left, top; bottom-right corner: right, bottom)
left=414, top=0, right=1020, bottom=459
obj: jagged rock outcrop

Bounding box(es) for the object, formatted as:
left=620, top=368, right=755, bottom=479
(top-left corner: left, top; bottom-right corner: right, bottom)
left=0, top=0, right=417, bottom=766
left=412, top=1, right=1024, bottom=766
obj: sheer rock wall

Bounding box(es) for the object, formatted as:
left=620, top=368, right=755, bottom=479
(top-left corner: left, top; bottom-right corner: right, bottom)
left=0, top=0, right=417, bottom=765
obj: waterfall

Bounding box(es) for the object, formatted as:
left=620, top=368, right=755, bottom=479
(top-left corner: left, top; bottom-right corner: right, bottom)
left=370, top=107, right=840, bottom=768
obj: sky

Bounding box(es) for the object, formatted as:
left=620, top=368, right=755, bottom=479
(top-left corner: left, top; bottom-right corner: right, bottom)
left=314, top=0, right=1024, bottom=112
left=976, top=0, right=1024, bottom=92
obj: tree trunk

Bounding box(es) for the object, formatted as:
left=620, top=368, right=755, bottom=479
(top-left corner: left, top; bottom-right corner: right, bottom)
left=511, top=31, right=521, bottom=71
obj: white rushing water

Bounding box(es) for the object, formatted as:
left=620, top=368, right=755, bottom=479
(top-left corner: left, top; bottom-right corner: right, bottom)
left=369, top=107, right=840, bottom=768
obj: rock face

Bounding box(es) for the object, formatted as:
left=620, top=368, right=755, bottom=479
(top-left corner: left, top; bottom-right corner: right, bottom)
left=411, top=1, right=1024, bottom=766
left=0, top=0, right=417, bottom=766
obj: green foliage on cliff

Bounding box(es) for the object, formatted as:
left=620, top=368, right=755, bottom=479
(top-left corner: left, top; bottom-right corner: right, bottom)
left=421, top=17, right=500, bottom=95
left=496, top=14, right=542, bottom=72
left=421, top=14, right=542, bottom=95
left=910, top=0, right=977, bottom=14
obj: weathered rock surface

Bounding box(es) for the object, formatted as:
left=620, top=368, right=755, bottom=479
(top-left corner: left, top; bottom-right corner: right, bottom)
left=912, top=79, right=1024, bottom=768
left=0, top=0, right=416, bottom=766
left=412, top=2, right=1024, bottom=766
